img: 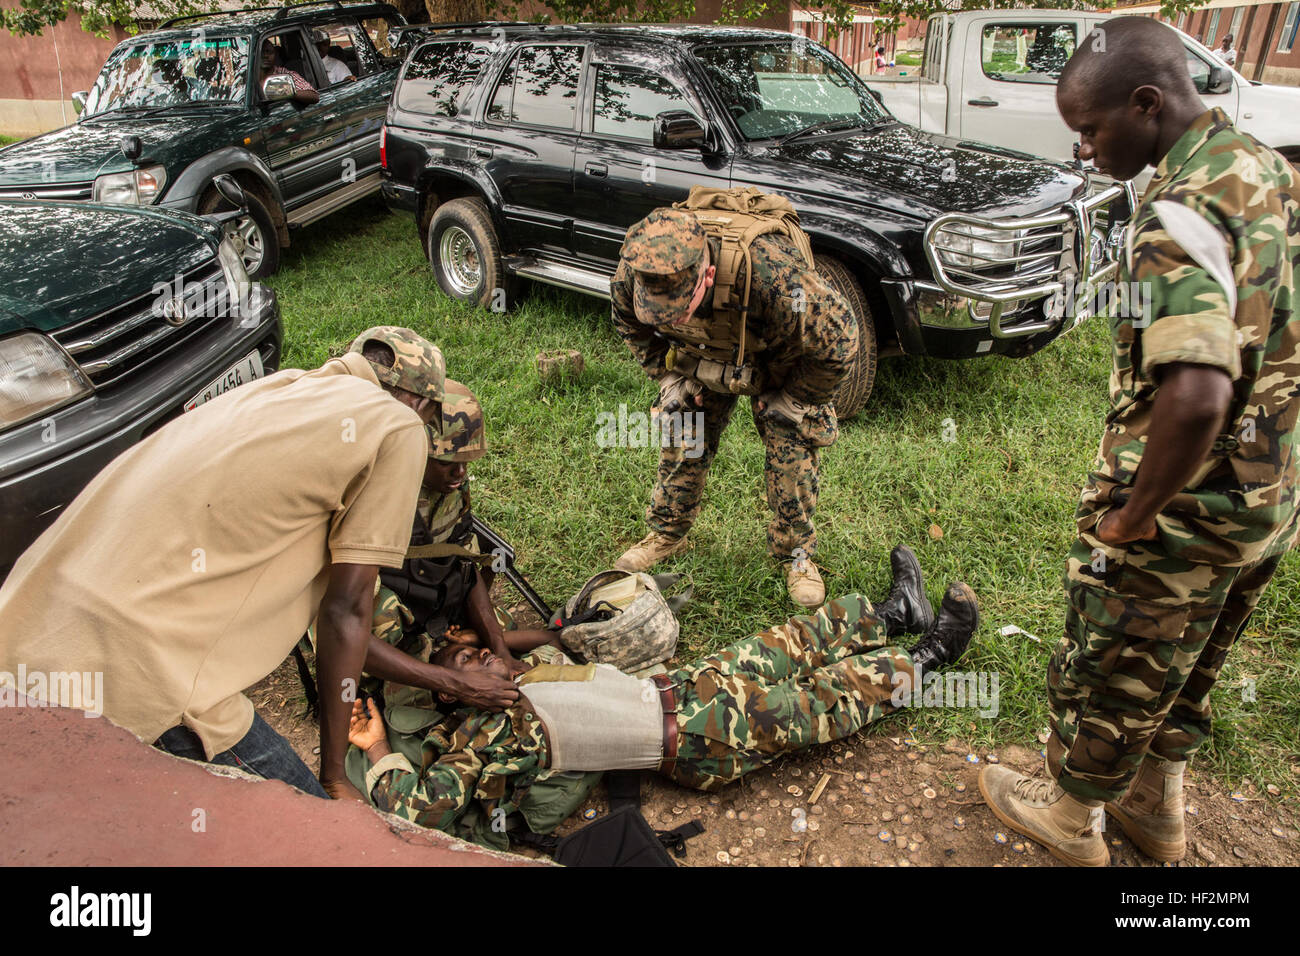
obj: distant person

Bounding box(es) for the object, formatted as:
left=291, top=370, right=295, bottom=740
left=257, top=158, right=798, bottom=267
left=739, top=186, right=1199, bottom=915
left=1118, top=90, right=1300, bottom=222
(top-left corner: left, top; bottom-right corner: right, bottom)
left=1216, top=33, right=1236, bottom=66
left=315, top=30, right=355, bottom=84
left=874, top=44, right=887, bottom=72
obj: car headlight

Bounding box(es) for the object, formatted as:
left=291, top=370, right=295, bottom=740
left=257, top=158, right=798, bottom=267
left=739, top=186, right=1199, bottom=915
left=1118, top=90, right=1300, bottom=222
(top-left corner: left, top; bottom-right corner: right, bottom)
left=933, top=225, right=1022, bottom=269
left=0, top=332, right=94, bottom=430
left=92, top=165, right=167, bottom=205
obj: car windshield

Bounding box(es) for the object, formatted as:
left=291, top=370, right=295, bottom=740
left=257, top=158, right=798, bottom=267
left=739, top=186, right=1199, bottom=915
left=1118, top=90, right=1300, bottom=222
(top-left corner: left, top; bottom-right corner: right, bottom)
left=83, top=35, right=251, bottom=116
left=694, top=40, right=889, bottom=141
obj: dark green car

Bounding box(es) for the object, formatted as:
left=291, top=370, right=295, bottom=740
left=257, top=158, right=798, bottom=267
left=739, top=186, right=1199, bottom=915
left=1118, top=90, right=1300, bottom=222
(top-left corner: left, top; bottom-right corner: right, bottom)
left=0, top=197, right=281, bottom=578
left=0, top=2, right=407, bottom=278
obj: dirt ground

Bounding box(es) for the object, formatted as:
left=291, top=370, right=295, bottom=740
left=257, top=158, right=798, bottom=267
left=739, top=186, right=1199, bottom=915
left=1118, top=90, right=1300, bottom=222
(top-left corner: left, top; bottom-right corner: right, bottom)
left=250, top=651, right=1298, bottom=868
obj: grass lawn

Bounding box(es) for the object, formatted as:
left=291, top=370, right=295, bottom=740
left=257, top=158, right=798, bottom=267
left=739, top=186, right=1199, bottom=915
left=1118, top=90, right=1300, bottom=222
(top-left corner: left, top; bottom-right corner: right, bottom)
left=0, top=135, right=18, bottom=147
left=268, top=199, right=1300, bottom=797
left=893, top=50, right=923, bottom=67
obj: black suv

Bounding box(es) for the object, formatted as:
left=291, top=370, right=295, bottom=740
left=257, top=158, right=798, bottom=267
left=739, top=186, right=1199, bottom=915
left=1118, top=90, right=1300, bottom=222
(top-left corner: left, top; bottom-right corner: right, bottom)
left=0, top=2, right=409, bottom=278
left=382, top=23, right=1133, bottom=417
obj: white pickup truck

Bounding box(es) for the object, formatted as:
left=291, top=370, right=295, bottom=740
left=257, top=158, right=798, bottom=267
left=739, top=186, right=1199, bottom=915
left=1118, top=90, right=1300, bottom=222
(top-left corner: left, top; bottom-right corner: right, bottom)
left=864, top=8, right=1300, bottom=174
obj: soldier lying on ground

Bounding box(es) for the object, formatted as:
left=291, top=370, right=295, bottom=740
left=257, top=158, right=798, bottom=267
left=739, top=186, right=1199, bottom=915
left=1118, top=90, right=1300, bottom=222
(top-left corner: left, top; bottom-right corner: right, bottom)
left=345, top=546, right=978, bottom=839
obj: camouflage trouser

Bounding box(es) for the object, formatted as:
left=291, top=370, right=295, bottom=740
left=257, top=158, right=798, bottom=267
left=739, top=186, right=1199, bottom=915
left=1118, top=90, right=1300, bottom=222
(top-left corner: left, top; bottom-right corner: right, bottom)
left=647, top=388, right=820, bottom=559
left=665, top=593, right=913, bottom=791
left=1047, top=532, right=1282, bottom=803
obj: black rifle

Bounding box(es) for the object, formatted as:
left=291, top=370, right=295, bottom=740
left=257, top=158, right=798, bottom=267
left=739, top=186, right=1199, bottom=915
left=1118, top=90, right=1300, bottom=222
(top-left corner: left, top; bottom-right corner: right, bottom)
left=470, top=514, right=558, bottom=627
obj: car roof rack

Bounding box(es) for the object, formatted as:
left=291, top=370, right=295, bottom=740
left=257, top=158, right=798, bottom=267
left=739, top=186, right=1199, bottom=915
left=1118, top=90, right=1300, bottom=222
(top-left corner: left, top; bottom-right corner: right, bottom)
left=398, top=20, right=531, bottom=33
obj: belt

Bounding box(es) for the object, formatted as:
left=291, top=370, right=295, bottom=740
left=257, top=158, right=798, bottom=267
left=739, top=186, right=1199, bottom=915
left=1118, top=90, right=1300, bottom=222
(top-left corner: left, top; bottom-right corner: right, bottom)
left=651, top=672, right=679, bottom=776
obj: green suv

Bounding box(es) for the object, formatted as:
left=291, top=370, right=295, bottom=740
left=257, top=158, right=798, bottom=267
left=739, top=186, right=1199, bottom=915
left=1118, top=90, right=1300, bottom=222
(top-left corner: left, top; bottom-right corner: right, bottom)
left=0, top=2, right=408, bottom=278
left=0, top=185, right=282, bottom=579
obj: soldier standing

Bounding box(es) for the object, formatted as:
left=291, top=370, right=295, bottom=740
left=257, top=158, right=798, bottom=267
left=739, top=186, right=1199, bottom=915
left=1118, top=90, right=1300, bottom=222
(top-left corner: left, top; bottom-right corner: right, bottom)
left=610, top=189, right=857, bottom=607
left=980, top=17, right=1300, bottom=866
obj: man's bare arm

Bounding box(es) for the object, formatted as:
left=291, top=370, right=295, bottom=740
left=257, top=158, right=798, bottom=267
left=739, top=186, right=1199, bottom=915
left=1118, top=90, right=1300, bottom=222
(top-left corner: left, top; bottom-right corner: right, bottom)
left=1098, top=362, right=1234, bottom=544
left=315, top=563, right=379, bottom=800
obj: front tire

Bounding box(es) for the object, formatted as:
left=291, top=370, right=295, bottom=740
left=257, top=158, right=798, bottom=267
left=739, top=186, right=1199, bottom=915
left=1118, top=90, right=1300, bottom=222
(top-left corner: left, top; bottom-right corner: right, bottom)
left=427, top=197, right=518, bottom=310
left=199, top=184, right=279, bottom=280
left=815, top=253, right=878, bottom=420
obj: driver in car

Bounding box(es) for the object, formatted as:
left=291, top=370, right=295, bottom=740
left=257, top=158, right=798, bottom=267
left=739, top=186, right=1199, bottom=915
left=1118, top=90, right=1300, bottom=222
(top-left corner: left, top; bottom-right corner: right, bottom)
left=259, top=40, right=319, bottom=105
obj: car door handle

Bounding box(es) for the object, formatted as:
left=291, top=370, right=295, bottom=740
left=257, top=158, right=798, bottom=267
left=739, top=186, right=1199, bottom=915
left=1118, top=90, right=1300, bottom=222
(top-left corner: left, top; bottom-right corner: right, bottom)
left=967, top=97, right=998, bottom=108
left=584, top=161, right=607, bottom=178
left=475, top=146, right=493, bottom=158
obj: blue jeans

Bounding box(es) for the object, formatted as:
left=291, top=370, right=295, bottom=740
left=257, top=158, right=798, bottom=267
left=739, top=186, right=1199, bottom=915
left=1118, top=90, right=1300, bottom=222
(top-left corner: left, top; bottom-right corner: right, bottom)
left=154, top=712, right=328, bottom=798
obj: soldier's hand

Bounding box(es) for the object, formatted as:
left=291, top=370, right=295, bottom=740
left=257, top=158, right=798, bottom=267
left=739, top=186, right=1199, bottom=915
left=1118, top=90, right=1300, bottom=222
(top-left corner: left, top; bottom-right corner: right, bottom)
left=322, top=778, right=368, bottom=802
left=445, top=668, right=520, bottom=711
left=1096, top=505, right=1158, bottom=545
left=500, top=653, right=532, bottom=679
left=347, top=697, right=387, bottom=752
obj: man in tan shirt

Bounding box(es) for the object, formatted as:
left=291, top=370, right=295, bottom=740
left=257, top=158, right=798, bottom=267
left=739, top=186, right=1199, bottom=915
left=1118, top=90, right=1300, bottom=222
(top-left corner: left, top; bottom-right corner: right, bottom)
left=0, top=326, right=519, bottom=800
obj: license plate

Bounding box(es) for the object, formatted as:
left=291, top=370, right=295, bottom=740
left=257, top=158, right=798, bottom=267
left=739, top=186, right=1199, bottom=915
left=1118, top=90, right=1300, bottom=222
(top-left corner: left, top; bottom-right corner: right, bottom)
left=184, top=351, right=264, bottom=411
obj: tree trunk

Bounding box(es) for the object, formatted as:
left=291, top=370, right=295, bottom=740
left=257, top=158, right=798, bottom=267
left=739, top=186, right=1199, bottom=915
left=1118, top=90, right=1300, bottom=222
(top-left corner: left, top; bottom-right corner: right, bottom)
left=424, top=0, right=488, bottom=25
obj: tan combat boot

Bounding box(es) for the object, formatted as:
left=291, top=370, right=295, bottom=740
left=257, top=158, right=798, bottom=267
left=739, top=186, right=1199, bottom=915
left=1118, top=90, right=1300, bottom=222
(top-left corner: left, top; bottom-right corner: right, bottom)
left=1106, top=757, right=1187, bottom=862
left=786, top=560, right=825, bottom=608
left=614, top=532, right=690, bottom=572
left=979, top=765, right=1109, bottom=867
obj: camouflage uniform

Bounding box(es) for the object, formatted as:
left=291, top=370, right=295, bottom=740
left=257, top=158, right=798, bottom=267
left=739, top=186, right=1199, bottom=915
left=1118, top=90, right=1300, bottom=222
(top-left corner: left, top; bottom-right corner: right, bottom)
left=612, top=210, right=856, bottom=559
left=357, top=594, right=913, bottom=833
left=368, top=378, right=489, bottom=678
left=1048, top=108, right=1300, bottom=803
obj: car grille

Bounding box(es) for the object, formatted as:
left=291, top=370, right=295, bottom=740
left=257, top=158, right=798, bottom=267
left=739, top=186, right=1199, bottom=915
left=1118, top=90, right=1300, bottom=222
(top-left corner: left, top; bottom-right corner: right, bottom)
left=50, top=257, right=228, bottom=387
left=0, top=181, right=95, bottom=201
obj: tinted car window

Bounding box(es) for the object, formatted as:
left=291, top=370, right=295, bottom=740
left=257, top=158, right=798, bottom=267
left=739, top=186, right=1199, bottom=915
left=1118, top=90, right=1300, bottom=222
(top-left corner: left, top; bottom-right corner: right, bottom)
left=398, top=41, right=489, bottom=115
left=487, top=44, right=582, bottom=129
left=592, top=64, right=695, bottom=141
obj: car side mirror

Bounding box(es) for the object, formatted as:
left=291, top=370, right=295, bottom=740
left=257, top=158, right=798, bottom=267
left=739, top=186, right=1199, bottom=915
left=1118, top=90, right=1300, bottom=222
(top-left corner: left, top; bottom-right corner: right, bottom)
left=262, top=74, right=296, bottom=103
left=866, top=87, right=883, bottom=104
left=653, top=110, right=707, bottom=149
left=1206, top=65, right=1233, bottom=95
left=72, top=91, right=88, bottom=115
left=212, top=173, right=247, bottom=211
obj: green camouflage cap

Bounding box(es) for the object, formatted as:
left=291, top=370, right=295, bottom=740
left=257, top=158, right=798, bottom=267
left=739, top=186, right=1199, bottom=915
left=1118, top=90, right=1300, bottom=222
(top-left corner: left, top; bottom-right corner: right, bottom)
left=427, top=378, right=486, bottom=462
left=347, top=326, right=446, bottom=405
left=620, top=209, right=707, bottom=325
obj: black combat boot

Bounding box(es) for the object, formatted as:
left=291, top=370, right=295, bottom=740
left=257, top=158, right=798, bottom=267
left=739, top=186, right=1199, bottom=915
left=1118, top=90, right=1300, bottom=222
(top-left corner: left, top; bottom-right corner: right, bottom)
left=907, top=582, right=980, bottom=671
left=874, top=544, right=935, bottom=637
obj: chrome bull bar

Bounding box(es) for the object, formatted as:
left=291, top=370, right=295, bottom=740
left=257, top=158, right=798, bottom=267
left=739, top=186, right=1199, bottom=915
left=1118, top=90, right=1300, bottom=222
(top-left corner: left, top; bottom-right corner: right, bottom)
left=922, top=181, right=1137, bottom=339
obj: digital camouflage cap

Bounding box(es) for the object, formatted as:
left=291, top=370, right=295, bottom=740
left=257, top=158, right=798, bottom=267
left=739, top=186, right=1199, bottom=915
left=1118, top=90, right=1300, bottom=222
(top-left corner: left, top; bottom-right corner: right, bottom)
left=347, top=326, right=446, bottom=405
left=427, top=378, right=486, bottom=462
left=620, top=208, right=707, bottom=325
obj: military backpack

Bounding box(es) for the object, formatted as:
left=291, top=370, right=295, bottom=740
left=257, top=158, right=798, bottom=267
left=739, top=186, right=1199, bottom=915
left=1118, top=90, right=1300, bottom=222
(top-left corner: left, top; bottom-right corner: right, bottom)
left=665, top=185, right=816, bottom=395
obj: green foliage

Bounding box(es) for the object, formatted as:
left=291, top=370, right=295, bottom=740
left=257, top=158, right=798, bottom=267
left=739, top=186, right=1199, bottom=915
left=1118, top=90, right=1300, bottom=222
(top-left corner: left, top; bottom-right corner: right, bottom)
left=2, top=0, right=203, bottom=37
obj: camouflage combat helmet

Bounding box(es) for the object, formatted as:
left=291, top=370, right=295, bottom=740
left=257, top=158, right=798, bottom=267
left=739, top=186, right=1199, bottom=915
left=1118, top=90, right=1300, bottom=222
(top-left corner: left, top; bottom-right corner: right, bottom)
left=347, top=326, right=446, bottom=405
left=619, top=208, right=708, bottom=324
left=427, top=378, right=486, bottom=462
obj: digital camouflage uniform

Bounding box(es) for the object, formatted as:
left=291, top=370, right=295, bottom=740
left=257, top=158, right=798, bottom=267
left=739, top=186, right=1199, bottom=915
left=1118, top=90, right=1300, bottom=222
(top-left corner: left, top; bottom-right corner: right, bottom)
left=1048, top=108, right=1300, bottom=803
left=611, top=209, right=856, bottom=560
left=356, top=593, right=914, bottom=836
